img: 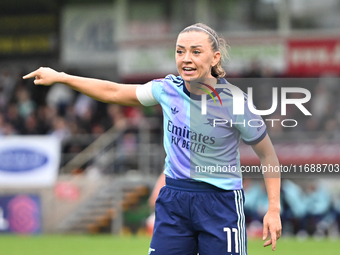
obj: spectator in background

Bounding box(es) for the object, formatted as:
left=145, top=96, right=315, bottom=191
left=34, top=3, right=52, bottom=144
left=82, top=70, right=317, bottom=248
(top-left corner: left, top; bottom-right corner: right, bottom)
left=74, top=93, right=96, bottom=119
left=124, top=107, right=145, bottom=128
left=64, top=105, right=82, bottom=135
left=4, top=104, right=24, bottom=133
left=103, top=104, right=126, bottom=129
left=76, top=107, right=94, bottom=134
left=91, top=123, right=105, bottom=136
left=74, top=94, right=104, bottom=134
left=303, top=181, right=332, bottom=237
left=112, top=132, right=138, bottom=173
left=0, top=85, right=5, bottom=109
left=244, top=59, right=263, bottom=78
left=1, top=122, right=16, bottom=136
left=36, top=105, right=54, bottom=134
left=0, top=113, right=5, bottom=135
left=0, top=69, right=16, bottom=108
left=243, top=179, right=269, bottom=224
left=23, top=114, right=39, bottom=135
left=332, top=190, right=340, bottom=235
left=15, top=87, right=36, bottom=120
left=49, top=116, right=71, bottom=141
left=323, top=118, right=339, bottom=141
left=46, top=83, right=75, bottom=116
left=281, top=180, right=307, bottom=235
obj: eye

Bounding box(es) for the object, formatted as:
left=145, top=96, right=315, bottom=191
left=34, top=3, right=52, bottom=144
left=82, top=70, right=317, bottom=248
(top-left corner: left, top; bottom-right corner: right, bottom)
left=176, top=50, right=184, bottom=54
left=193, top=50, right=201, bottom=55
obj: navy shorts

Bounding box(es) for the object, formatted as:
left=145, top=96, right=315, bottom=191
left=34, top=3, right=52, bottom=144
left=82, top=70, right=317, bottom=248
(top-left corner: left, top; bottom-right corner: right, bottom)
left=149, top=177, right=247, bottom=255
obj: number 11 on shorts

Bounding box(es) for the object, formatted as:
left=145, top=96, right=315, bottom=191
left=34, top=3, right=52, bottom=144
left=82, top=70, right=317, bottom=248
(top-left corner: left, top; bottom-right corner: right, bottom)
left=223, top=227, right=239, bottom=253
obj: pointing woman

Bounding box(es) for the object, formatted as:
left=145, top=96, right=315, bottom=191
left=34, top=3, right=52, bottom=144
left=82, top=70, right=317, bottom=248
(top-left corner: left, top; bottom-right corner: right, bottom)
left=24, top=23, right=281, bottom=255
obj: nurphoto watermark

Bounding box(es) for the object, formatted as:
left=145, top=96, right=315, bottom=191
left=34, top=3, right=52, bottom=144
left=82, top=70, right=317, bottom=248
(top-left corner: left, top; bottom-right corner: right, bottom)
left=191, top=78, right=312, bottom=129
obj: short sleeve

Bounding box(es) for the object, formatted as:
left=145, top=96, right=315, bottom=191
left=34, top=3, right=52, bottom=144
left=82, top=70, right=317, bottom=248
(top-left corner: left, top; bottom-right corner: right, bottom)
left=136, top=79, right=165, bottom=106
left=234, top=100, right=267, bottom=145
left=136, top=81, right=158, bottom=106
left=150, top=78, right=165, bottom=103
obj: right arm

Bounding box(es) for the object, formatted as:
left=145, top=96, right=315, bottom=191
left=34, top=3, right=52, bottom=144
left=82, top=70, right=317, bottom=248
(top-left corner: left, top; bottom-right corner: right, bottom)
left=23, top=67, right=142, bottom=106
left=148, top=172, right=166, bottom=209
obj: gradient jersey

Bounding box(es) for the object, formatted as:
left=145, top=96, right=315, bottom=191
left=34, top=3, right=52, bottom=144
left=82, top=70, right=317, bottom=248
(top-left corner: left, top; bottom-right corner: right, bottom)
left=144, top=75, right=266, bottom=190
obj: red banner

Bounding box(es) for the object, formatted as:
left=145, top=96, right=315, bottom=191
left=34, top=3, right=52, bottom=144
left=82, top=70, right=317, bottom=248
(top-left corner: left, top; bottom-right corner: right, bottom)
left=287, top=38, right=340, bottom=76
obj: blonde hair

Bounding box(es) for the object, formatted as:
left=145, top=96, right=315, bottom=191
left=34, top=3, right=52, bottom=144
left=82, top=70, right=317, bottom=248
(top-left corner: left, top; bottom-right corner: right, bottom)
left=180, top=23, right=229, bottom=78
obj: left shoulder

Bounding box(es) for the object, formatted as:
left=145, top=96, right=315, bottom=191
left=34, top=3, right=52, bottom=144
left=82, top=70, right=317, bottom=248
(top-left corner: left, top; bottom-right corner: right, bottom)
left=164, top=75, right=184, bottom=87
left=218, top=78, right=248, bottom=102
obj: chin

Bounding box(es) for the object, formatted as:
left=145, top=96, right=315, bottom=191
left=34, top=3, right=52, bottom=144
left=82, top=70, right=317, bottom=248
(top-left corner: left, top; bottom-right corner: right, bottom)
left=181, top=74, right=197, bottom=81
left=181, top=76, right=189, bottom=83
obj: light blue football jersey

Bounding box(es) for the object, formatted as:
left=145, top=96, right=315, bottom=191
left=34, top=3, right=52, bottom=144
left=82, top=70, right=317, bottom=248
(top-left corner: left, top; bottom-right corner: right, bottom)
left=150, top=75, right=267, bottom=190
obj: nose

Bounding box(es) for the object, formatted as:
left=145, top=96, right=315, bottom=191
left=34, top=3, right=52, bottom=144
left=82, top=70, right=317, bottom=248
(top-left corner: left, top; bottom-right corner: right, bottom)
left=183, top=52, right=192, bottom=63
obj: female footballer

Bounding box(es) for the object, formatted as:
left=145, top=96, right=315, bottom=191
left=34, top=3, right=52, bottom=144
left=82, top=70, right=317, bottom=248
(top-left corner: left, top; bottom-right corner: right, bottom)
left=24, top=23, right=281, bottom=255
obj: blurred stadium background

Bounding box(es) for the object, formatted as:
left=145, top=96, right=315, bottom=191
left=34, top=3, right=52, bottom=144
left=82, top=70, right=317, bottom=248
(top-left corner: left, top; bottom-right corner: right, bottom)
left=1, top=0, right=340, bottom=254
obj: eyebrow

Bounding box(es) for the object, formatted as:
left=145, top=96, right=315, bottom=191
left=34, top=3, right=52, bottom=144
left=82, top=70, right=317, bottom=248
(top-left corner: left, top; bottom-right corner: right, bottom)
left=177, top=44, right=203, bottom=48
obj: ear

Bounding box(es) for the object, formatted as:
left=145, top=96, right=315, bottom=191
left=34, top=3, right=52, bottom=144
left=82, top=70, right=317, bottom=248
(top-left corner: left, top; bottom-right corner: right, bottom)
left=212, top=51, right=221, bottom=67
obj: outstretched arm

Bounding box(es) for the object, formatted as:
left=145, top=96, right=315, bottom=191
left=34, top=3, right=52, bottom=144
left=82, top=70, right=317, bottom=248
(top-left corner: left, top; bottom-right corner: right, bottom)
left=23, top=67, right=142, bottom=106
left=251, top=134, right=281, bottom=251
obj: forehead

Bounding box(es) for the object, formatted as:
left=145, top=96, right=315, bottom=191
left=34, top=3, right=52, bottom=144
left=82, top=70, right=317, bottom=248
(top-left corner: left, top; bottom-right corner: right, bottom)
left=176, top=31, right=211, bottom=47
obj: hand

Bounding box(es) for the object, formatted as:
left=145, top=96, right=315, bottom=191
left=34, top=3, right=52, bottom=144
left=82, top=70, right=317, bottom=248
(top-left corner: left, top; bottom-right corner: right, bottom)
left=263, top=210, right=282, bottom=251
left=23, top=67, right=64, bottom=86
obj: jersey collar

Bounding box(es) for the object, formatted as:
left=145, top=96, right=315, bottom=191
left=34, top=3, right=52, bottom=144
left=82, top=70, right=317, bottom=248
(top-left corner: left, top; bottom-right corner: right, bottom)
left=181, top=77, right=227, bottom=101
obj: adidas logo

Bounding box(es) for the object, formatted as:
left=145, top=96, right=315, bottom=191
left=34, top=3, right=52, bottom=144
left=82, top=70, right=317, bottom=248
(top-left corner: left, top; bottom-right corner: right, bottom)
left=171, top=107, right=179, bottom=114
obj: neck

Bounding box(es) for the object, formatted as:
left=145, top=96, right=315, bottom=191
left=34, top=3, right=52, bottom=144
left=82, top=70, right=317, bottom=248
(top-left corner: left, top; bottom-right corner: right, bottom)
left=184, top=77, right=217, bottom=95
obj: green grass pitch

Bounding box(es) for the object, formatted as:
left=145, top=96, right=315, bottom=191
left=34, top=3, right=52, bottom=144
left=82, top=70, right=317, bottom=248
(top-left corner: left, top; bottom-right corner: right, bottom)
left=0, top=235, right=339, bottom=255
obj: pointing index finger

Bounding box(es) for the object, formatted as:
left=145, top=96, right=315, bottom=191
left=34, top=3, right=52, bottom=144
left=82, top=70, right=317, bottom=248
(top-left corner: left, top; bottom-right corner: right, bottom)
left=271, top=231, right=277, bottom=251
left=23, top=70, right=37, bottom=79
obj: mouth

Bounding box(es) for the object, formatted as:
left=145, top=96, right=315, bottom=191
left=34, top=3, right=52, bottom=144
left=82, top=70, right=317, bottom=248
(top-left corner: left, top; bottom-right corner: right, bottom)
left=182, top=67, right=197, bottom=74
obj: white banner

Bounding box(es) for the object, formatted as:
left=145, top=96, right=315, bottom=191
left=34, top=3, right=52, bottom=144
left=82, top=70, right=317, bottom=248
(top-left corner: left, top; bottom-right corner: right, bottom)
left=118, top=46, right=177, bottom=77
left=0, top=136, right=61, bottom=187
left=61, top=4, right=116, bottom=66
